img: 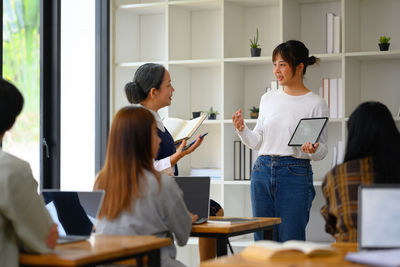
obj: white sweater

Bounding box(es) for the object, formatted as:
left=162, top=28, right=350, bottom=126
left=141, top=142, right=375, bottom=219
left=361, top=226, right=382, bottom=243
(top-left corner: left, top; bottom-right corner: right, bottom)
left=237, top=89, right=329, bottom=161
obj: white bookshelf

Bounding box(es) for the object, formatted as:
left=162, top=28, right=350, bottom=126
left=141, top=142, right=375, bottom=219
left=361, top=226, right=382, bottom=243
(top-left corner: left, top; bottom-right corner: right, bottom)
left=111, top=0, right=400, bottom=264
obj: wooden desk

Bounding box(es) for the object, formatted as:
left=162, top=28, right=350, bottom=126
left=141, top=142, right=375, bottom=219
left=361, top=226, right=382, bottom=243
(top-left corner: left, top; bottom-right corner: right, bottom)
left=191, top=216, right=281, bottom=257
left=200, top=242, right=363, bottom=267
left=20, top=234, right=171, bottom=267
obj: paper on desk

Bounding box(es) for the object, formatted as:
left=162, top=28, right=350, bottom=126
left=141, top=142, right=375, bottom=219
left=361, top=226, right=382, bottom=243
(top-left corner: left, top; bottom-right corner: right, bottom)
left=346, top=249, right=400, bottom=267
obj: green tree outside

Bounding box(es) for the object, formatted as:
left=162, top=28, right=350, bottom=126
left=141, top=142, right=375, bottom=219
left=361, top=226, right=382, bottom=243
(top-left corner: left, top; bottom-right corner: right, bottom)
left=3, top=0, right=40, bottom=179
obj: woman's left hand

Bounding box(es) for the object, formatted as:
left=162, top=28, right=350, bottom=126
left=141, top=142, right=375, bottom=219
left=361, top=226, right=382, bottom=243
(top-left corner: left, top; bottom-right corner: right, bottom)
left=301, top=142, right=319, bottom=154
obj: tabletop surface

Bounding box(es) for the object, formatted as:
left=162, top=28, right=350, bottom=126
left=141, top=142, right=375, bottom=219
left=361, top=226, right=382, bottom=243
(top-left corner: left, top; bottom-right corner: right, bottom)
left=200, top=243, right=363, bottom=267
left=191, top=217, right=281, bottom=234
left=19, top=234, right=171, bottom=266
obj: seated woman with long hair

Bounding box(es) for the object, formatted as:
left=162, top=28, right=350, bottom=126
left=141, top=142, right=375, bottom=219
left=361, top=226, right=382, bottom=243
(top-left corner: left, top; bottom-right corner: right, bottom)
left=321, top=101, right=400, bottom=242
left=94, top=106, right=196, bottom=267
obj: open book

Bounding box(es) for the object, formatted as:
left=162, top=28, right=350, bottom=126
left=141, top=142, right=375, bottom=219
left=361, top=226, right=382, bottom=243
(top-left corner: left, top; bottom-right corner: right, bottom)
left=163, top=113, right=207, bottom=144
left=241, top=240, right=337, bottom=261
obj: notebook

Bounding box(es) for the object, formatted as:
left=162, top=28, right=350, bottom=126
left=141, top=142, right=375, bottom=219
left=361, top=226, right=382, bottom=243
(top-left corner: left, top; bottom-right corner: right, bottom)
left=173, top=176, right=210, bottom=224
left=358, top=185, right=400, bottom=249
left=42, top=190, right=105, bottom=244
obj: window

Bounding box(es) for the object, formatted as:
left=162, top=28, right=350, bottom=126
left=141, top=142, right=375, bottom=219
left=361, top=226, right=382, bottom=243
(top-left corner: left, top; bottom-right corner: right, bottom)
left=60, top=0, right=95, bottom=190
left=2, top=0, right=41, bottom=183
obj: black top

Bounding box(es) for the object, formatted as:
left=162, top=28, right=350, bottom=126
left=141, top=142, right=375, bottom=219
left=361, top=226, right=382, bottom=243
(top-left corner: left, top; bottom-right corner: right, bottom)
left=156, top=128, right=178, bottom=176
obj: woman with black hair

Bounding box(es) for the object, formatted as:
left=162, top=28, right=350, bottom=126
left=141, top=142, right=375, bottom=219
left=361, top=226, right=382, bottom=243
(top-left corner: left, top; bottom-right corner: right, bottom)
left=321, top=101, right=400, bottom=242
left=232, top=40, right=329, bottom=242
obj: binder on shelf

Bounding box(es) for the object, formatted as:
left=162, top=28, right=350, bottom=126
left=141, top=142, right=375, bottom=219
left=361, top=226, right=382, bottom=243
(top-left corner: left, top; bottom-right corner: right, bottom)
left=338, top=78, right=343, bottom=118
left=244, top=147, right=252, bottom=180
left=326, top=13, right=334, bottom=54
left=234, top=140, right=242, bottom=180
left=329, top=78, right=338, bottom=118
left=323, top=78, right=330, bottom=108
left=333, top=15, right=341, bottom=53
left=241, top=142, right=246, bottom=180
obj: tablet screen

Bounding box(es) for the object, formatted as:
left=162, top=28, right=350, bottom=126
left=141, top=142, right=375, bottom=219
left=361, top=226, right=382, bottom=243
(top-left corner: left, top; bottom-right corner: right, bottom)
left=288, top=117, right=328, bottom=146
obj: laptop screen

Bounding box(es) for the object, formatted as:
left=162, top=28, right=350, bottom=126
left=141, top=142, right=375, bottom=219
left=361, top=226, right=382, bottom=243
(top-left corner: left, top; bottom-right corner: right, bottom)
left=173, top=176, right=210, bottom=220
left=359, top=186, right=400, bottom=249
left=42, top=190, right=104, bottom=237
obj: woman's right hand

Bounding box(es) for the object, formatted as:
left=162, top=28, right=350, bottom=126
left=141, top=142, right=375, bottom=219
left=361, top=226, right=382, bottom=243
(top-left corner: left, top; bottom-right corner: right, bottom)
left=170, top=136, right=204, bottom=166
left=232, top=108, right=245, bottom=132
left=46, top=223, right=59, bottom=249
left=190, top=213, right=199, bottom=224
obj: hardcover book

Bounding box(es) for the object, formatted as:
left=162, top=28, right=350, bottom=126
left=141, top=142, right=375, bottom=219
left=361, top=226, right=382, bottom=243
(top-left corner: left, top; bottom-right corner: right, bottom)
left=163, top=113, right=207, bottom=144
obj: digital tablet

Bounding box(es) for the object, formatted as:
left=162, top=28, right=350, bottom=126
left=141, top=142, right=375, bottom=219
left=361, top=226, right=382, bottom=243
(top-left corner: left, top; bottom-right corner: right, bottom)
left=288, top=117, right=328, bottom=146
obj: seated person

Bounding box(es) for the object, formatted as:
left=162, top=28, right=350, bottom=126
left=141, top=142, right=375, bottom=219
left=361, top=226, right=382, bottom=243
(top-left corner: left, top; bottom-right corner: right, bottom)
left=321, top=101, right=400, bottom=242
left=94, top=106, right=197, bottom=267
left=0, top=78, right=58, bottom=266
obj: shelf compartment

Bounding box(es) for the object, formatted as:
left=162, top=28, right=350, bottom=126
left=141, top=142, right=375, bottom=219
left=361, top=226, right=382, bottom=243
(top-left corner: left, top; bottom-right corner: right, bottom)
left=224, top=184, right=252, bottom=217
left=168, top=65, right=222, bottom=119
left=345, top=57, right=400, bottom=117
left=282, top=0, right=341, bottom=55
left=114, top=5, right=166, bottom=63
left=344, top=0, right=400, bottom=53
left=177, top=124, right=222, bottom=176
left=224, top=0, right=280, bottom=58
left=168, top=2, right=221, bottom=60
left=224, top=62, right=274, bottom=120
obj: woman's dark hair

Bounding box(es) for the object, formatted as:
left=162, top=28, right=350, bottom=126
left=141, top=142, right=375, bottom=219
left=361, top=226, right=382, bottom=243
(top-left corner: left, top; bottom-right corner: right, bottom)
left=0, top=78, right=24, bottom=135
left=124, top=63, right=166, bottom=104
left=272, top=40, right=319, bottom=77
left=344, top=101, right=400, bottom=182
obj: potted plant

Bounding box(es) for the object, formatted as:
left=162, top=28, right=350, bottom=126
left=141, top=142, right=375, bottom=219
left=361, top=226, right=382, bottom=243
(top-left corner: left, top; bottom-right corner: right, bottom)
left=249, top=106, right=259, bottom=119
left=208, top=106, right=219, bottom=120
left=379, top=36, right=391, bottom=51
left=250, top=28, right=261, bottom=57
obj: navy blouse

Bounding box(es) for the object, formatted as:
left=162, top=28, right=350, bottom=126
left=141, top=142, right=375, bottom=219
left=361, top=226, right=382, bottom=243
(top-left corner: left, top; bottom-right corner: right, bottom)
left=156, top=128, right=178, bottom=176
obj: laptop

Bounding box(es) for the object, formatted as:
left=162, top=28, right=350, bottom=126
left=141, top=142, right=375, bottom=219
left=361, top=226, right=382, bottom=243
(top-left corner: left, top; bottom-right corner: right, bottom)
left=358, top=185, right=400, bottom=250
left=173, top=176, right=210, bottom=224
left=42, top=190, right=105, bottom=244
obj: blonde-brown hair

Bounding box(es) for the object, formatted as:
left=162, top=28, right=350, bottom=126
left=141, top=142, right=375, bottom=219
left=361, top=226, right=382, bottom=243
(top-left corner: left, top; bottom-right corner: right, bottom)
left=94, top=106, right=160, bottom=219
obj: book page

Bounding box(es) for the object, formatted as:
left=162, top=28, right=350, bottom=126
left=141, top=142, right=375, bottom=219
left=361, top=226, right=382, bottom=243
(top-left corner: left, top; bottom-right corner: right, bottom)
left=282, top=240, right=334, bottom=255
left=162, top=117, right=186, bottom=140
left=241, top=241, right=304, bottom=261
left=174, top=114, right=206, bottom=142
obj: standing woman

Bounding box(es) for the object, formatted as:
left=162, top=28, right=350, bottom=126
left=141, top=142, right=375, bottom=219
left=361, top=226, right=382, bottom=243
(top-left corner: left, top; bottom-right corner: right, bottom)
left=125, top=63, right=223, bottom=261
left=232, top=40, right=329, bottom=241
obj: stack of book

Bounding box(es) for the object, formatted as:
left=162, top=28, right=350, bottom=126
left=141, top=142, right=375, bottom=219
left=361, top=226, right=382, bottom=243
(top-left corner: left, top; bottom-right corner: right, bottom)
left=326, top=13, right=341, bottom=54
left=190, top=168, right=221, bottom=180
left=319, top=78, right=343, bottom=118
left=234, top=141, right=257, bottom=181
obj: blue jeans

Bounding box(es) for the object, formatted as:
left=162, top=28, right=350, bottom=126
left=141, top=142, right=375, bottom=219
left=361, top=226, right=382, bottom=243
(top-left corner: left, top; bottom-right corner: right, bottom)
left=250, top=155, right=315, bottom=242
